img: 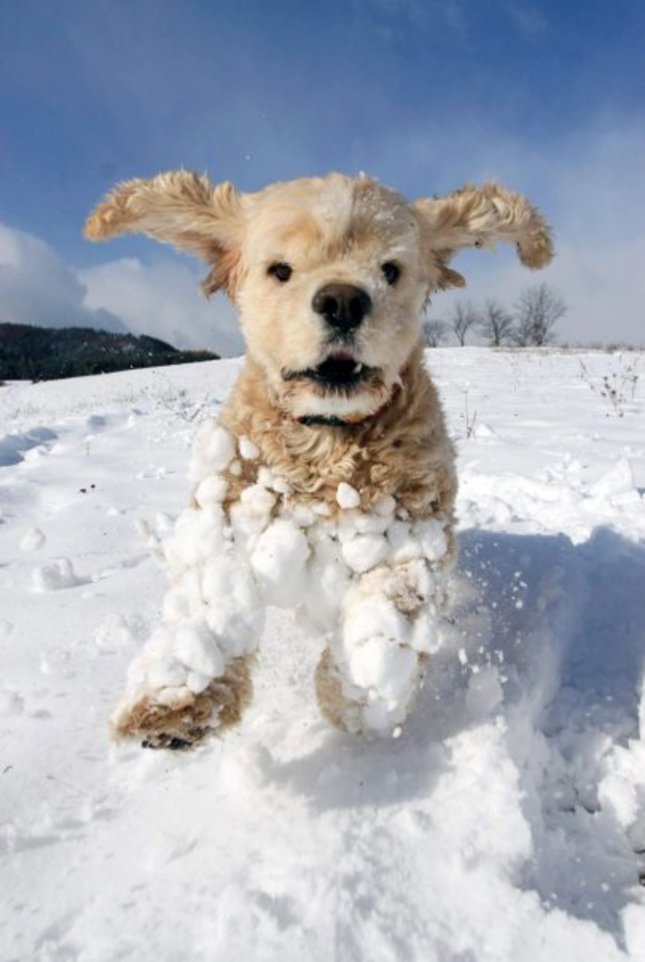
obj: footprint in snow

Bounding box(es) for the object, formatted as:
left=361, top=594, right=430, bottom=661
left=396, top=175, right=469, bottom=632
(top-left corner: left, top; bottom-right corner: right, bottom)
left=0, top=426, right=57, bottom=467
left=32, top=558, right=85, bottom=592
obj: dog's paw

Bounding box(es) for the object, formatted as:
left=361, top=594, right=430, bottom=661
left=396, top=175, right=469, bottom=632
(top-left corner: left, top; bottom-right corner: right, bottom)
left=141, top=734, right=202, bottom=752
left=112, top=687, right=217, bottom=750
left=315, top=645, right=424, bottom=738
left=111, top=655, right=254, bottom=750
left=315, top=647, right=363, bottom=735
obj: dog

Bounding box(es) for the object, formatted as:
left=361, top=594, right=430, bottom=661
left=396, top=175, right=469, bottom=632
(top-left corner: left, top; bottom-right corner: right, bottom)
left=85, top=171, right=552, bottom=747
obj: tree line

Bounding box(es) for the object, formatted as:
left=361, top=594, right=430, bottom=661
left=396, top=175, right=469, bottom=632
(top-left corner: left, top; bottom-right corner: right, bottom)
left=0, top=324, right=218, bottom=381
left=423, top=282, right=567, bottom=347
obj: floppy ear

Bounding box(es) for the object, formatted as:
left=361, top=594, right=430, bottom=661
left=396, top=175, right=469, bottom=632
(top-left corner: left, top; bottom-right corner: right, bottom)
left=84, top=170, right=244, bottom=295
left=413, top=182, right=553, bottom=270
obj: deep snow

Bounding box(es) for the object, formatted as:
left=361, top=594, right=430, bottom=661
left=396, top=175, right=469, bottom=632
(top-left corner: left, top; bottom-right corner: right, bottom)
left=1, top=348, right=644, bottom=961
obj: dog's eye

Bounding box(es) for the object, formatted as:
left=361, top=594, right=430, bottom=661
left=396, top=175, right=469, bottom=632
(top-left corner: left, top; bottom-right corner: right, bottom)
left=381, top=261, right=401, bottom=285
left=268, top=262, right=293, bottom=283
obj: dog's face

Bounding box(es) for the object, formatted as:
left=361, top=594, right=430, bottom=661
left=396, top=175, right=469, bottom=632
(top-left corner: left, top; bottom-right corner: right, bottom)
left=232, top=175, right=433, bottom=420
left=85, top=172, right=552, bottom=420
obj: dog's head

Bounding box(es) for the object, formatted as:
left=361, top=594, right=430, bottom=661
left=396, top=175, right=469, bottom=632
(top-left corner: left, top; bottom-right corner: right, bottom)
left=85, top=171, right=552, bottom=421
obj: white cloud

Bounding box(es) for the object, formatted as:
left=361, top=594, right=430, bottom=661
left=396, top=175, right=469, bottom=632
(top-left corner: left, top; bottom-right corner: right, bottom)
left=79, top=257, right=243, bottom=357
left=0, top=223, right=125, bottom=334
left=0, top=223, right=244, bottom=357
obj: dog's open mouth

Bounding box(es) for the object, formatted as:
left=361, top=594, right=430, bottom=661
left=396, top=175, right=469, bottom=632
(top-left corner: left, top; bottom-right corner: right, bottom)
left=283, top=353, right=374, bottom=390
left=310, top=354, right=368, bottom=387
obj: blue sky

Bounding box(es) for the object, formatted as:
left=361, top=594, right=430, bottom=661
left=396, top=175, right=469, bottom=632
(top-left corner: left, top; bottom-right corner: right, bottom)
left=1, top=0, right=644, bottom=352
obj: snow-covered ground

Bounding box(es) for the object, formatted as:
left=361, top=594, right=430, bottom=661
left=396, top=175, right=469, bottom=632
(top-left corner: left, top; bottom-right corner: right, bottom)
left=1, top=348, right=644, bottom=962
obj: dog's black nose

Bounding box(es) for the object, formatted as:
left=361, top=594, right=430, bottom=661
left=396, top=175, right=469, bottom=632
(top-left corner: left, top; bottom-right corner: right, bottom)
left=312, top=283, right=372, bottom=332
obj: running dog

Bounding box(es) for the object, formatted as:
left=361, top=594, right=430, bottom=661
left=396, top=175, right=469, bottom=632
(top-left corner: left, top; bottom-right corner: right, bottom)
left=85, top=171, right=552, bottom=747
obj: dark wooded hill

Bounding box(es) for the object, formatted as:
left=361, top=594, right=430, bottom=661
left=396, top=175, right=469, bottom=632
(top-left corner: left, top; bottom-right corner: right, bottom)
left=0, top=324, right=219, bottom=381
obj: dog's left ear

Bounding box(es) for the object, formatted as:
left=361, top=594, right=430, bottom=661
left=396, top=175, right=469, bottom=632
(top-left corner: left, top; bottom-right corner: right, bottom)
left=84, top=170, right=244, bottom=296
left=413, top=182, right=553, bottom=273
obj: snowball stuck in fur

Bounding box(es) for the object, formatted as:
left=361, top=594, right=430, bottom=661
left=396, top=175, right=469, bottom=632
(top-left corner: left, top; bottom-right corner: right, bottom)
left=341, top=533, right=389, bottom=574
left=342, top=592, right=410, bottom=651
left=174, top=624, right=225, bottom=679
left=202, top=556, right=263, bottom=656
left=230, top=484, right=276, bottom=542
left=336, top=482, right=361, bottom=509
left=238, top=435, right=260, bottom=460
left=189, top=422, right=235, bottom=482
left=194, top=475, right=228, bottom=507
left=146, top=658, right=188, bottom=691
left=250, top=518, right=311, bottom=608
left=347, top=637, right=419, bottom=703
left=163, top=505, right=225, bottom=572
left=374, top=495, right=397, bottom=517
left=413, top=520, right=448, bottom=562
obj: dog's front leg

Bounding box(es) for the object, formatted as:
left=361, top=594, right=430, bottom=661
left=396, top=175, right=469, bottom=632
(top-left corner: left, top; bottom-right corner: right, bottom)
left=111, top=541, right=264, bottom=748
left=111, top=424, right=317, bottom=749
left=315, top=554, right=447, bottom=736
left=112, top=456, right=270, bottom=749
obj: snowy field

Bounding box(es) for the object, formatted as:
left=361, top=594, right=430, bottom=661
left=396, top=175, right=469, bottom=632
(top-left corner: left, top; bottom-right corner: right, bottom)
left=1, top=347, right=644, bottom=962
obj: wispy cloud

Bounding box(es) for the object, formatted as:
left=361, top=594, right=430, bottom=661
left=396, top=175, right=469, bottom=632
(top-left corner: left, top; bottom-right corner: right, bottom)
left=503, top=2, right=549, bottom=39
left=351, top=0, right=469, bottom=32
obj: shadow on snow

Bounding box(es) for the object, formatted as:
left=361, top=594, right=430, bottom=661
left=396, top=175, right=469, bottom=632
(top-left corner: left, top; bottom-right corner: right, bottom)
left=271, top=525, right=645, bottom=945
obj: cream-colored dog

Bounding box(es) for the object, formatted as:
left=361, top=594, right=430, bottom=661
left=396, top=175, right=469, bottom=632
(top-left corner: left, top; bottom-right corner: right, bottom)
left=86, top=171, right=552, bottom=747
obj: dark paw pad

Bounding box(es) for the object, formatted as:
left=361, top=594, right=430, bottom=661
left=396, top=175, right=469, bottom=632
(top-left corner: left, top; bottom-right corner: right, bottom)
left=142, top=734, right=193, bottom=751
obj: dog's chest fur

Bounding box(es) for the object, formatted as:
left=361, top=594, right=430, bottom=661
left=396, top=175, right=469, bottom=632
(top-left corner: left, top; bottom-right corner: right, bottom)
left=214, top=346, right=456, bottom=529
left=182, top=402, right=454, bottom=639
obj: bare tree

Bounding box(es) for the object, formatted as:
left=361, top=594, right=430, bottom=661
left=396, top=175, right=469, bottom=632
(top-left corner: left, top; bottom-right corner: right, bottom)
left=421, top=319, right=448, bottom=347
left=513, top=283, right=566, bottom=347
left=449, top=301, right=477, bottom=346
left=477, top=298, right=515, bottom=347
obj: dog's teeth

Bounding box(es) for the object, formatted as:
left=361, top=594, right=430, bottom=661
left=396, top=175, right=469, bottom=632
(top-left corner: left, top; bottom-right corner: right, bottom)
left=353, top=363, right=363, bottom=374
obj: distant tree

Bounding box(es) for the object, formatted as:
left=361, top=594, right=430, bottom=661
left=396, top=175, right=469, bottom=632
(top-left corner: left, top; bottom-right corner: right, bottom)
left=421, top=319, right=448, bottom=347
left=449, top=301, right=477, bottom=346
left=513, top=283, right=567, bottom=347
left=477, top=299, right=515, bottom=347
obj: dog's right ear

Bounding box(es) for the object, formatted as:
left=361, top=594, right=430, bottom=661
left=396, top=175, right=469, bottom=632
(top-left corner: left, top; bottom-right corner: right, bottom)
left=84, top=171, right=244, bottom=295
left=413, top=183, right=553, bottom=271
